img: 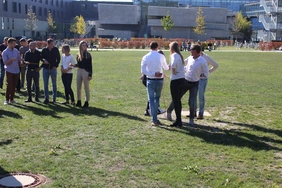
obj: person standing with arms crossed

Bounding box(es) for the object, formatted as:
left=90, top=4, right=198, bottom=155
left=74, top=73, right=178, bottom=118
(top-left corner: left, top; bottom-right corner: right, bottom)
left=2, top=38, right=21, bottom=104
left=141, top=41, right=169, bottom=126
left=41, top=38, right=60, bottom=104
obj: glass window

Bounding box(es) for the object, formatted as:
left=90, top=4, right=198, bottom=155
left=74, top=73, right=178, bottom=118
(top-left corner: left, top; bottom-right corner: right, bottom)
left=3, top=0, right=8, bottom=11
left=12, top=2, right=17, bottom=13
left=18, top=3, right=21, bottom=13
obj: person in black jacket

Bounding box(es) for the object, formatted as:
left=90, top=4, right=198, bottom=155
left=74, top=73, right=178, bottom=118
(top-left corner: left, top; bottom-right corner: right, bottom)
left=71, top=41, right=92, bottom=108
left=40, top=38, right=60, bottom=104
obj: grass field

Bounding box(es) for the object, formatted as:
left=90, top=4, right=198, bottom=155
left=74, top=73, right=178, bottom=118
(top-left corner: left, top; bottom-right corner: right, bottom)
left=1, top=49, right=282, bottom=187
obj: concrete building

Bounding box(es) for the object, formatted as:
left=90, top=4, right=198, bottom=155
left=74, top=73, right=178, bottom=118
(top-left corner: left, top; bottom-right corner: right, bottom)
left=147, top=6, right=231, bottom=40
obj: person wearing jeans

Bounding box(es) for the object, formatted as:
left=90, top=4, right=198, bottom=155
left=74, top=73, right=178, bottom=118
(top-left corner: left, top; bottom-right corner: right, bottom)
left=141, top=41, right=169, bottom=126
left=2, top=37, right=21, bottom=104
left=40, top=38, right=60, bottom=104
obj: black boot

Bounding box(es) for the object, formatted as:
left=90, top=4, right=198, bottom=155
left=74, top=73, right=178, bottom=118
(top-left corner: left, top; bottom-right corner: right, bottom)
left=82, top=101, right=89, bottom=108
left=76, top=100, right=81, bottom=107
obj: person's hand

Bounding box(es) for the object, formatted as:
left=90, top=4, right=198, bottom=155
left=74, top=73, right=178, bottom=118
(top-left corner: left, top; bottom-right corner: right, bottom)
left=25, top=61, right=30, bottom=65
left=43, top=60, right=49, bottom=64
left=88, top=76, right=92, bottom=81
left=52, top=67, right=57, bottom=70
left=155, top=72, right=162, bottom=77
left=36, top=67, right=42, bottom=72
left=139, top=75, right=144, bottom=80
left=10, top=57, right=17, bottom=61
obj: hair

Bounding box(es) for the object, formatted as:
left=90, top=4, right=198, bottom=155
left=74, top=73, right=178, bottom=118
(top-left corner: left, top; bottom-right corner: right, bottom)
left=169, top=41, right=184, bottom=65
left=19, top=38, right=26, bottom=42
left=7, top=37, right=16, bottom=44
left=190, top=44, right=201, bottom=53
left=29, top=41, right=36, bottom=47
left=27, top=39, right=33, bottom=44
left=62, top=44, right=70, bottom=53
left=157, top=50, right=164, bottom=56
left=77, top=41, right=89, bottom=61
left=47, top=38, right=54, bottom=44
left=150, top=41, right=158, bottom=50
left=3, top=37, right=8, bottom=41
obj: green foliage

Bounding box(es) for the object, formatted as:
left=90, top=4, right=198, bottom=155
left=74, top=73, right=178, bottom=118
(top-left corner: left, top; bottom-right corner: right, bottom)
left=47, top=11, right=57, bottom=33
left=24, top=6, right=38, bottom=35
left=193, top=7, right=205, bottom=38
left=160, top=11, right=174, bottom=31
left=70, top=15, right=86, bottom=35
left=232, top=11, right=252, bottom=40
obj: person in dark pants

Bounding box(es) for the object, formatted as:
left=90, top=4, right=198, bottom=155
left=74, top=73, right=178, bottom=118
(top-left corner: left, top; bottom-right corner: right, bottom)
left=24, top=42, right=41, bottom=102
left=40, top=38, right=61, bottom=104
left=61, top=44, right=76, bottom=105
left=18, top=38, right=30, bottom=89
left=0, top=37, right=8, bottom=89
left=169, top=41, right=186, bottom=127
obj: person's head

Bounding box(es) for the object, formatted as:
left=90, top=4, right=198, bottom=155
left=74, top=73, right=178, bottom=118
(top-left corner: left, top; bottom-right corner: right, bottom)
left=3, top=37, right=8, bottom=45
left=190, top=44, right=201, bottom=58
left=150, top=41, right=158, bottom=50
left=157, top=50, right=164, bottom=56
left=29, top=41, right=37, bottom=51
left=78, top=41, right=89, bottom=61
left=169, top=41, right=184, bottom=64
left=62, top=44, right=70, bottom=54
left=7, top=37, right=17, bottom=49
left=27, top=39, right=33, bottom=44
left=47, top=38, right=54, bottom=49
left=19, top=38, right=27, bottom=47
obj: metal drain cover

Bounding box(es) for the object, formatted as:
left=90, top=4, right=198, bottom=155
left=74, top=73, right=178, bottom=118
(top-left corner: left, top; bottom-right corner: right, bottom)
left=0, top=173, right=46, bottom=188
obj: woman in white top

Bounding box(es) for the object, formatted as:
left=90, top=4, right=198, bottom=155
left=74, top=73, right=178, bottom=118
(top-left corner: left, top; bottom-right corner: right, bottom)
left=61, top=44, right=76, bottom=105
left=169, top=41, right=186, bottom=127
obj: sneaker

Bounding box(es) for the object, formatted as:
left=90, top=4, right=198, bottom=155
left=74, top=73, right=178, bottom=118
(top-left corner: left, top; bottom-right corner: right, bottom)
left=170, top=121, right=182, bottom=128
left=158, top=107, right=166, bottom=114
left=43, top=99, right=49, bottom=104
left=144, top=109, right=150, bottom=116
left=197, top=115, right=204, bottom=120
left=186, top=112, right=197, bottom=118
left=82, top=101, right=89, bottom=108
left=35, top=98, right=40, bottom=102
left=25, top=99, right=32, bottom=103
left=10, top=100, right=17, bottom=104
left=4, top=100, right=9, bottom=105
left=166, top=112, right=172, bottom=121
left=189, top=119, right=194, bottom=125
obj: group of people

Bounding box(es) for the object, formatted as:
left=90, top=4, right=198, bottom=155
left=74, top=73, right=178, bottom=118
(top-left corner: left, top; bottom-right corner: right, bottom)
left=141, top=41, right=218, bottom=127
left=0, top=37, right=93, bottom=108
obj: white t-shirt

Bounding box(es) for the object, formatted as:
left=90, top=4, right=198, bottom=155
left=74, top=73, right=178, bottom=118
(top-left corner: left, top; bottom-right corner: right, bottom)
left=184, top=55, right=209, bottom=82
left=170, top=53, right=185, bottom=80
left=62, top=54, right=76, bottom=74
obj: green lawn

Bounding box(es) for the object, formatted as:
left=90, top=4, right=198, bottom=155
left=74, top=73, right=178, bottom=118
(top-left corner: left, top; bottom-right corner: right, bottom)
left=1, top=49, right=282, bottom=187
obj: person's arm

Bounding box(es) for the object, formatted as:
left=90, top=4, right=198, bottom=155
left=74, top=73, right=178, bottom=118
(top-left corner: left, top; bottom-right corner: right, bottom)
left=88, top=55, right=92, bottom=80
left=205, top=55, right=219, bottom=73
left=2, top=51, right=16, bottom=66
left=55, top=48, right=61, bottom=68
left=161, top=55, right=169, bottom=71
left=201, top=60, right=210, bottom=78
left=141, top=56, right=154, bottom=77
left=170, top=54, right=177, bottom=75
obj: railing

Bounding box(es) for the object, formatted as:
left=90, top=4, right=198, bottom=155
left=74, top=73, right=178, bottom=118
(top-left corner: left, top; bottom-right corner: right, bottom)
left=260, top=0, right=274, bottom=13
left=80, top=21, right=96, bottom=38
left=259, top=15, right=276, bottom=30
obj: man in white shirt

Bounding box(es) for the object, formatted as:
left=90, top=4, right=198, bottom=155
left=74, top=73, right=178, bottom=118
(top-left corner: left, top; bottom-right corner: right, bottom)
left=166, top=44, right=209, bottom=125
left=141, top=41, right=169, bottom=126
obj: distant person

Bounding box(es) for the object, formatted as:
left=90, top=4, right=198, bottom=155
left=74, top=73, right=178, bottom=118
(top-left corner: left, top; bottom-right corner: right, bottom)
left=18, top=38, right=29, bottom=89
left=208, top=41, right=212, bottom=51
left=0, top=37, right=8, bottom=89
left=2, top=37, right=21, bottom=104
left=41, top=38, right=61, bottom=104
left=61, top=44, right=76, bottom=105
left=71, top=41, right=93, bottom=108
left=182, top=41, right=187, bottom=51
left=24, top=42, right=41, bottom=102
left=141, top=41, right=169, bottom=126
left=187, top=41, right=191, bottom=51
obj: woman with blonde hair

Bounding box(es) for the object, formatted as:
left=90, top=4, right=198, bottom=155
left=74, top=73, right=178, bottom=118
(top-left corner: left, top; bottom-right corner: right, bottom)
left=72, top=41, right=93, bottom=108
left=168, top=41, right=186, bottom=127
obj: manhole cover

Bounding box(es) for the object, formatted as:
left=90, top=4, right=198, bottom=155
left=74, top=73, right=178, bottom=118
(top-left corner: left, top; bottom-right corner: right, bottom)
left=0, top=173, right=46, bottom=188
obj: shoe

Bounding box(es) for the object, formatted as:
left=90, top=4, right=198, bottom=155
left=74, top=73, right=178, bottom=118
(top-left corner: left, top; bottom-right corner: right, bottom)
left=10, top=100, right=17, bottom=104
left=189, top=119, right=194, bottom=125
left=144, top=109, right=150, bottom=116
left=197, top=115, right=204, bottom=120
left=76, top=100, right=81, bottom=107
left=157, top=120, right=162, bottom=125
left=186, top=112, right=197, bottom=118
left=25, top=99, right=32, bottom=102
left=158, top=107, right=166, bottom=114
left=52, top=99, right=56, bottom=103
left=4, top=100, right=9, bottom=105
left=170, top=121, right=182, bottom=128
left=82, top=101, right=89, bottom=108
left=35, top=98, right=40, bottom=102
left=71, top=101, right=75, bottom=105
left=151, top=122, right=158, bottom=126
left=166, top=112, right=172, bottom=121
left=43, top=99, right=49, bottom=104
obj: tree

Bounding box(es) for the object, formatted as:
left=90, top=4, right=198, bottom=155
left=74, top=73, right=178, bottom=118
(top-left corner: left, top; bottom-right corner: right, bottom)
left=193, top=7, right=206, bottom=39
left=160, top=11, right=174, bottom=31
left=69, top=15, right=86, bottom=37
left=25, top=6, right=38, bottom=37
left=232, top=11, right=252, bottom=41
left=47, top=11, right=57, bottom=33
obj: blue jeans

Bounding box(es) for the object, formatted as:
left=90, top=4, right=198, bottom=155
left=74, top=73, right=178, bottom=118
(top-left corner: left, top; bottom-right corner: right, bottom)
left=0, top=62, right=5, bottom=88
left=147, top=79, right=163, bottom=123
left=43, top=68, right=57, bottom=101
left=196, top=78, right=208, bottom=116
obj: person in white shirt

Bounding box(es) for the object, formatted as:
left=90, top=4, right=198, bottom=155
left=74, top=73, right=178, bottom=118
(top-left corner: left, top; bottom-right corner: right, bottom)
left=196, top=50, right=219, bottom=119
left=61, top=44, right=76, bottom=105
left=169, top=42, right=186, bottom=127
left=141, top=41, right=169, bottom=126
left=166, top=44, right=209, bottom=125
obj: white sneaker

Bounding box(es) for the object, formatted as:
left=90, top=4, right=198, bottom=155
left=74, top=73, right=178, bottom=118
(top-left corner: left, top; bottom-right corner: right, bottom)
left=4, top=100, right=9, bottom=105
left=166, top=112, right=172, bottom=121
left=10, top=100, right=17, bottom=104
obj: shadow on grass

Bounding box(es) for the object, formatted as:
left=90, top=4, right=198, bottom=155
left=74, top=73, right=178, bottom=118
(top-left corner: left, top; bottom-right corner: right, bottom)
left=158, top=121, right=282, bottom=151
left=0, top=165, right=9, bottom=176
left=0, top=139, right=12, bottom=147
left=0, top=110, right=22, bottom=119
left=12, top=103, right=146, bottom=122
